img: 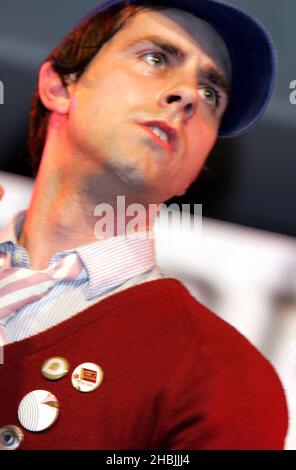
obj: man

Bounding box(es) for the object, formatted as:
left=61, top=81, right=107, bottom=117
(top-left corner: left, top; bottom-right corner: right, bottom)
left=0, top=0, right=288, bottom=450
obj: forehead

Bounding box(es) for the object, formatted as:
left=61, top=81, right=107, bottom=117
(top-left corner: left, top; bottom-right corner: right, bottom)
left=108, top=7, right=232, bottom=82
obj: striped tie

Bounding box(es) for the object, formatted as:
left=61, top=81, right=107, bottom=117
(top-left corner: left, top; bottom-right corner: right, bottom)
left=0, top=253, right=85, bottom=345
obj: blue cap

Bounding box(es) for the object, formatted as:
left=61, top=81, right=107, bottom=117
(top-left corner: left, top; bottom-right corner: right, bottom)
left=83, top=0, right=277, bottom=137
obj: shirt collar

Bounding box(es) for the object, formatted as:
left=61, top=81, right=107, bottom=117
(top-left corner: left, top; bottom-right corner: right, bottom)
left=0, top=211, right=158, bottom=300
left=77, top=230, right=158, bottom=300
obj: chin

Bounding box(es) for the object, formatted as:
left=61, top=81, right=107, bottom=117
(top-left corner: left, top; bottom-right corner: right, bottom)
left=114, top=166, right=148, bottom=190
left=175, top=189, right=187, bottom=196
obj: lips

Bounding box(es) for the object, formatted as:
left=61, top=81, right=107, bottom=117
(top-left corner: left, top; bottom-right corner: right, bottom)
left=138, top=120, right=178, bottom=154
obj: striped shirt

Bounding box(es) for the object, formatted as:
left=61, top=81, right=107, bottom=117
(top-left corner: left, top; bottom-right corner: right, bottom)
left=0, top=211, right=163, bottom=344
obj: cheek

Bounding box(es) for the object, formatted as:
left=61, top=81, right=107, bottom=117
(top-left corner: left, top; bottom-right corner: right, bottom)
left=178, top=126, right=217, bottom=188
left=74, top=76, right=149, bottom=128
left=188, top=125, right=217, bottom=167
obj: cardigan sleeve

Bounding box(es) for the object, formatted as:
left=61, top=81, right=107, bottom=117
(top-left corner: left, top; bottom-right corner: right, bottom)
left=150, top=317, right=288, bottom=450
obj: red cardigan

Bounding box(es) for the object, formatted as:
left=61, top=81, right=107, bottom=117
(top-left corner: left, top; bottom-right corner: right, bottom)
left=0, top=279, right=288, bottom=450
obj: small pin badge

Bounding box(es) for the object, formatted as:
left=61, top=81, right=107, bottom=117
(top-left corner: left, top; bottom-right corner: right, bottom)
left=71, top=362, right=104, bottom=393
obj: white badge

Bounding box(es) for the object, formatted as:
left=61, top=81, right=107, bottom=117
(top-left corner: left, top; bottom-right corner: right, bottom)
left=71, top=362, right=104, bottom=393
left=18, top=390, right=60, bottom=432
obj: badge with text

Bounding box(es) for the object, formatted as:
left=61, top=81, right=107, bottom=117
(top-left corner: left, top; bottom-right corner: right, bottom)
left=71, top=362, right=104, bottom=393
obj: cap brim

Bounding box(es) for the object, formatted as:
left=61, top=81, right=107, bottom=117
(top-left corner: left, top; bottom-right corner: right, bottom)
left=84, top=0, right=277, bottom=137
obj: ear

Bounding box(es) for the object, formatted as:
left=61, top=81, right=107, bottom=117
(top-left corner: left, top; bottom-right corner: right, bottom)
left=38, top=61, right=75, bottom=114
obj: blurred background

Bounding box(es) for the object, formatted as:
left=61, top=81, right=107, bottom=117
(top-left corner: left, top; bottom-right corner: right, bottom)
left=0, top=0, right=295, bottom=449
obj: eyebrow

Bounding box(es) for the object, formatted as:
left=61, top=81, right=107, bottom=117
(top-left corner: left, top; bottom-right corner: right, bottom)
left=124, top=35, right=230, bottom=98
left=124, top=35, right=186, bottom=60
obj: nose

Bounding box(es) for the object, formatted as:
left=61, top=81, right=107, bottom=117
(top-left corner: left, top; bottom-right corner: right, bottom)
left=159, top=84, right=199, bottom=122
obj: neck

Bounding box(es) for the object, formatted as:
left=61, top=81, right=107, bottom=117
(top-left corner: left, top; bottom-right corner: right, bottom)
left=19, top=153, right=159, bottom=271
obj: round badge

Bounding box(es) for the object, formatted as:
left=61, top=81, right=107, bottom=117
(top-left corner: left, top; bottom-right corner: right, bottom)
left=0, top=425, right=24, bottom=450
left=71, top=362, right=104, bottom=393
left=41, top=356, right=70, bottom=381
left=18, top=390, right=60, bottom=432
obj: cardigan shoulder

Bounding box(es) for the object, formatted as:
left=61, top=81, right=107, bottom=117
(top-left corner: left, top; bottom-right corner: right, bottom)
left=121, top=279, right=288, bottom=449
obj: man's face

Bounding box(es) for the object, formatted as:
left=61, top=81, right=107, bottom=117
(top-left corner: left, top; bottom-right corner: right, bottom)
left=66, top=8, right=231, bottom=203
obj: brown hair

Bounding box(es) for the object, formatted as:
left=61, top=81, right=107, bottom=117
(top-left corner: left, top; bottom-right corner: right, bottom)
left=28, top=1, right=166, bottom=175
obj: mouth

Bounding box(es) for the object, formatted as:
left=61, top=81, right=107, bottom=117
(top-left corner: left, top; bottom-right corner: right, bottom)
left=138, top=120, right=178, bottom=154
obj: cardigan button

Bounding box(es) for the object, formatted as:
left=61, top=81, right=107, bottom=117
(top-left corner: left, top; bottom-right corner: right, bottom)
left=71, top=362, right=104, bottom=393
left=18, top=390, right=60, bottom=432
left=0, top=425, right=24, bottom=450
left=41, top=356, right=70, bottom=381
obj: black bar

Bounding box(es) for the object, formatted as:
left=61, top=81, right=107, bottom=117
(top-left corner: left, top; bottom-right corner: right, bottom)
left=1, top=450, right=294, bottom=466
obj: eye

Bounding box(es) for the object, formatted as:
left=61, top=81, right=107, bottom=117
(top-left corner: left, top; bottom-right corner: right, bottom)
left=199, top=85, right=221, bottom=109
left=141, top=51, right=168, bottom=68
